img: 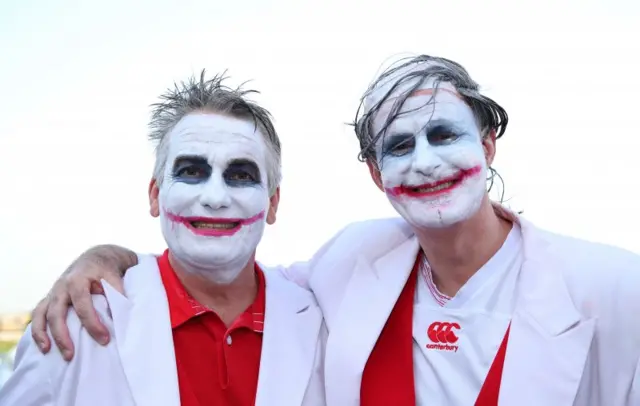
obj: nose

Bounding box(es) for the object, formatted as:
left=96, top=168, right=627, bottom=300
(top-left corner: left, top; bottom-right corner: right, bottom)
left=198, top=175, right=232, bottom=209
left=411, top=136, right=442, bottom=176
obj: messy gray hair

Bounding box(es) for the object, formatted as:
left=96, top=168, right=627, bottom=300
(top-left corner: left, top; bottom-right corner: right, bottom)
left=352, top=54, right=509, bottom=198
left=149, top=70, right=281, bottom=195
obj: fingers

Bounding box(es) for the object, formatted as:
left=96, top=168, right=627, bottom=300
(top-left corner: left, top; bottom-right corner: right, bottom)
left=45, top=284, right=74, bottom=361
left=69, top=276, right=110, bottom=346
left=30, top=246, right=130, bottom=360
left=31, top=297, right=52, bottom=353
left=101, top=272, right=126, bottom=295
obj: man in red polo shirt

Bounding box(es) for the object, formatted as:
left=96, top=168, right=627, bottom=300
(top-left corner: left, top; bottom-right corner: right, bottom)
left=0, top=71, right=326, bottom=406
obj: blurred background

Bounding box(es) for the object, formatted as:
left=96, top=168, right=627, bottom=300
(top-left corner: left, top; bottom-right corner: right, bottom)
left=1, top=0, right=639, bottom=385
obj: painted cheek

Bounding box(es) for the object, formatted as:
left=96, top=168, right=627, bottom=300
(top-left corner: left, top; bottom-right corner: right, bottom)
left=229, top=185, right=270, bottom=217
left=380, top=154, right=412, bottom=188
left=160, top=181, right=200, bottom=214
left=438, top=142, right=485, bottom=170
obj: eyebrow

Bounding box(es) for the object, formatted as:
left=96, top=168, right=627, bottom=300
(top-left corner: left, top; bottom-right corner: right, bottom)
left=383, top=133, right=414, bottom=147
left=227, top=158, right=259, bottom=167
left=422, top=119, right=462, bottom=134
left=225, top=158, right=262, bottom=183
left=387, top=119, right=461, bottom=139
left=172, top=155, right=208, bottom=169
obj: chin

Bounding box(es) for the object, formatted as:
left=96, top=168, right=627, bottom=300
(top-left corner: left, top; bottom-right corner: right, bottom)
left=188, top=247, right=245, bottom=268
left=167, top=238, right=244, bottom=268
left=179, top=251, right=248, bottom=283
left=396, top=195, right=485, bottom=230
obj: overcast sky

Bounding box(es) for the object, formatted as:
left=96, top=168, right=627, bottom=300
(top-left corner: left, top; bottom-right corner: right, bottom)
left=1, top=0, right=639, bottom=313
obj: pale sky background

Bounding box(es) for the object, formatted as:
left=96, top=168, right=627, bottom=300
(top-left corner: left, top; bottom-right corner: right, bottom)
left=0, top=0, right=639, bottom=313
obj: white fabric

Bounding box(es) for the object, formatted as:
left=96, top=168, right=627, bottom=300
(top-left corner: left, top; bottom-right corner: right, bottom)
left=0, top=257, right=327, bottom=406
left=412, top=224, right=523, bottom=405
left=275, top=204, right=640, bottom=406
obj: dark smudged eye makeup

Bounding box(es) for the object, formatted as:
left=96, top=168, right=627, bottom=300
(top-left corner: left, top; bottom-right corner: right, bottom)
left=383, top=133, right=416, bottom=157
left=382, top=121, right=464, bottom=159
left=177, top=166, right=205, bottom=178
left=426, top=125, right=461, bottom=146
left=223, top=159, right=261, bottom=187
left=170, top=156, right=262, bottom=187
left=172, top=156, right=211, bottom=184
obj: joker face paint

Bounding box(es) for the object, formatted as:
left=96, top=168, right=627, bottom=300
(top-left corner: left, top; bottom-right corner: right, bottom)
left=158, top=112, right=271, bottom=283
left=372, top=80, right=488, bottom=229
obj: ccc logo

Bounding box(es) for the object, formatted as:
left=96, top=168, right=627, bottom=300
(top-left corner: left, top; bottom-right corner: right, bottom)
left=427, top=321, right=460, bottom=344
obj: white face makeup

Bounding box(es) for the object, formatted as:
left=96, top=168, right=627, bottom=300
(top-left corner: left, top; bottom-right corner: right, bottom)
left=371, top=77, right=488, bottom=229
left=158, top=112, right=270, bottom=283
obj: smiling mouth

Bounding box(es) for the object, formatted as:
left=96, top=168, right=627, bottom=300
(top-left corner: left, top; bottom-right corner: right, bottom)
left=409, top=179, right=459, bottom=194
left=404, top=178, right=461, bottom=197
left=386, top=165, right=482, bottom=198
left=190, top=221, right=240, bottom=230
left=164, top=210, right=266, bottom=237
left=186, top=220, right=242, bottom=236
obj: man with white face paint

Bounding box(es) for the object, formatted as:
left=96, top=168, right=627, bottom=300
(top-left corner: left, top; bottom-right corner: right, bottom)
left=27, top=55, right=640, bottom=406
left=0, top=72, right=327, bottom=406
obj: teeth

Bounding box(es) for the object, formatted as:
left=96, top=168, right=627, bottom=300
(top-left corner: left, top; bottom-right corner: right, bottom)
left=414, top=181, right=456, bottom=193
left=191, top=222, right=238, bottom=230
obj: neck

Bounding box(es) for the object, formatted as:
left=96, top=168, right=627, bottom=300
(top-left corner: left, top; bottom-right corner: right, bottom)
left=168, top=252, right=258, bottom=326
left=414, top=197, right=513, bottom=297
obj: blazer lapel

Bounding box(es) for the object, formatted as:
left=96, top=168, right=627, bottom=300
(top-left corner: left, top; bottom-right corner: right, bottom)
left=102, top=254, right=181, bottom=406
left=499, top=219, right=595, bottom=405
left=324, top=236, right=420, bottom=406
left=254, top=272, right=324, bottom=406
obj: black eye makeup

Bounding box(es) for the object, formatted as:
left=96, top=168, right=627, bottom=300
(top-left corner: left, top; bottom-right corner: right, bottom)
left=382, top=120, right=466, bottom=159
left=425, top=123, right=463, bottom=146
left=382, top=133, right=416, bottom=157
left=171, top=156, right=212, bottom=184
left=170, top=155, right=262, bottom=188
left=223, top=159, right=262, bottom=187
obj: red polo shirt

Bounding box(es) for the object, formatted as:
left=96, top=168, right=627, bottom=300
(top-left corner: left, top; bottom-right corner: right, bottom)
left=157, top=249, right=266, bottom=406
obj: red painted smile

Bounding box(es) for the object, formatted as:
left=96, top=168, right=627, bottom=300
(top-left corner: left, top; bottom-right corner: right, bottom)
left=165, top=211, right=265, bottom=237
left=385, top=165, right=482, bottom=198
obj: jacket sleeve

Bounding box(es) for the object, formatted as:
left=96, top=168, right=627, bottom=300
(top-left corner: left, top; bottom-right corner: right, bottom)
left=273, top=224, right=352, bottom=289
left=629, top=356, right=640, bottom=406
left=0, top=325, right=55, bottom=406
left=301, top=320, right=328, bottom=405
left=273, top=261, right=313, bottom=289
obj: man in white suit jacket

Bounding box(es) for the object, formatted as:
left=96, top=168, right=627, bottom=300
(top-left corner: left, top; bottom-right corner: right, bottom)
left=26, top=55, right=640, bottom=405
left=0, top=72, right=326, bottom=406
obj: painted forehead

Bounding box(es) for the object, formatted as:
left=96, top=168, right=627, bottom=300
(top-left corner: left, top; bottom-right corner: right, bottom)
left=369, top=81, right=478, bottom=139
left=166, top=112, right=268, bottom=164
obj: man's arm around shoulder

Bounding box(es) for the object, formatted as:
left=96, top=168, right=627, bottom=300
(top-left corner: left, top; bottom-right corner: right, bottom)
left=269, top=223, right=358, bottom=289
left=0, top=295, right=114, bottom=406
left=301, top=320, right=328, bottom=406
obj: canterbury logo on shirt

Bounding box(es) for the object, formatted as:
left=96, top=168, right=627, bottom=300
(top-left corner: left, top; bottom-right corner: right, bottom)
left=426, top=321, right=460, bottom=352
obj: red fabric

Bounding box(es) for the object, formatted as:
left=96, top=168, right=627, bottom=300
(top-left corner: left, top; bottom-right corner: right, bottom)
left=475, top=324, right=511, bottom=406
left=360, top=254, right=420, bottom=406
left=361, top=252, right=511, bottom=406
left=158, top=249, right=266, bottom=406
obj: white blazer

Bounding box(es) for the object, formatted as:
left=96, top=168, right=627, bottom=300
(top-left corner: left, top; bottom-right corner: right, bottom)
left=279, top=206, right=640, bottom=406
left=0, top=257, right=327, bottom=406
